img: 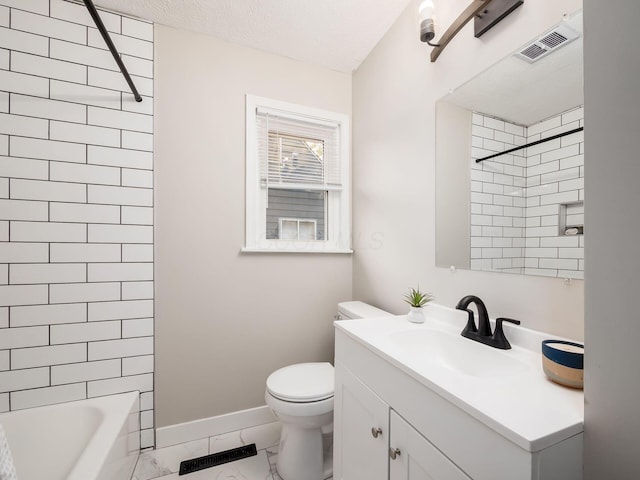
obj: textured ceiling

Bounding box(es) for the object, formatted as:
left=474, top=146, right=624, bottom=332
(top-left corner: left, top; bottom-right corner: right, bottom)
left=93, top=0, right=413, bottom=72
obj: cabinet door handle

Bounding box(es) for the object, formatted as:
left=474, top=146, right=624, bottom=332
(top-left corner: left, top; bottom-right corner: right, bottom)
left=371, top=427, right=382, bottom=438
left=389, top=447, right=401, bottom=460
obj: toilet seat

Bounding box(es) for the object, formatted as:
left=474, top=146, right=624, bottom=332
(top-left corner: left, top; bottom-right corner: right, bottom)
left=266, top=362, right=334, bottom=403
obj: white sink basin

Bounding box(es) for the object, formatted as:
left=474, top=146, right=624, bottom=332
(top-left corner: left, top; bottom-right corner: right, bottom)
left=388, top=329, right=528, bottom=378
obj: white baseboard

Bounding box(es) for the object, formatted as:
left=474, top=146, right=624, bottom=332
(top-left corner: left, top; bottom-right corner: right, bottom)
left=155, top=405, right=277, bottom=449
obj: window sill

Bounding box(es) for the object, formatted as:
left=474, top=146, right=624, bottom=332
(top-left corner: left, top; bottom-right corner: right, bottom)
left=241, top=247, right=353, bottom=254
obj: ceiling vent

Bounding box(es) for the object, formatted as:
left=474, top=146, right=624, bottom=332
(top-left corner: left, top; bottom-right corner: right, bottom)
left=514, top=24, right=580, bottom=63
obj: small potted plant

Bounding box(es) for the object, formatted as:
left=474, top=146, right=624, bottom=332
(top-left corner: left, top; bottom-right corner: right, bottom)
left=403, top=286, right=434, bottom=324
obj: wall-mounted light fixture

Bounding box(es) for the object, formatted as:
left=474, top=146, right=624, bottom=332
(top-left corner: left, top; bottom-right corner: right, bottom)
left=420, top=0, right=524, bottom=62
left=418, top=0, right=439, bottom=46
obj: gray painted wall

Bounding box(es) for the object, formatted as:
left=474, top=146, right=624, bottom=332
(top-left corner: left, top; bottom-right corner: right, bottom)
left=154, top=24, right=352, bottom=428
left=435, top=102, right=471, bottom=269
left=584, top=0, right=640, bottom=476
left=352, top=0, right=584, bottom=339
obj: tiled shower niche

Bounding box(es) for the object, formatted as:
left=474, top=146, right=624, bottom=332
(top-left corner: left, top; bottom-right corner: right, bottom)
left=470, top=107, right=584, bottom=279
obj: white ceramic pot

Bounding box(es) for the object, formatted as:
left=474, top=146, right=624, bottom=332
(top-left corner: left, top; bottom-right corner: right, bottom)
left=407, top=306, right=425, bottom=323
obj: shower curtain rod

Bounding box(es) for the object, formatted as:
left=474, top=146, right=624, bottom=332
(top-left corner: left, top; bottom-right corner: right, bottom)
left=475, top=126, right=583, bottom=163
left=83, top=0, right=142, bottom=102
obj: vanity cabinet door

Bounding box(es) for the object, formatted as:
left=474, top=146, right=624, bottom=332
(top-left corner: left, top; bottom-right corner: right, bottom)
left=334, top=364, right=389, bottom=480
left=389, top=411, right=471, bottom=480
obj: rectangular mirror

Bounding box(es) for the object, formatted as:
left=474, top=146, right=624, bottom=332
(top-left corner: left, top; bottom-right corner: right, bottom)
left=436, top=9, right=583, bottom=279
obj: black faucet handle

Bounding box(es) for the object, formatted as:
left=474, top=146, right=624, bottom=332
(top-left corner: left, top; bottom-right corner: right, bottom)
left=492, top=318, right=521, bottom=350
left=496, top=317, right=521, bottom=327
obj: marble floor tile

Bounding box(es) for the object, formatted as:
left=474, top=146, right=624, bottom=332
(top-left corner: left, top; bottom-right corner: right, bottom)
left=132, top=421, right=330, bottom=480
left=266, top=444, right=278, bottom=479
left=151, top=449, right=273, bottom=480
left=132, top=438, right=209, bottom=480
left=267, top=444, right=333, bottom=480
left=209, top=422, right=281, bottom=454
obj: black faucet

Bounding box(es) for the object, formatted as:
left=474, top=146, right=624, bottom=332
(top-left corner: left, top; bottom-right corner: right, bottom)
left=455, top=295, right=521, bottom=350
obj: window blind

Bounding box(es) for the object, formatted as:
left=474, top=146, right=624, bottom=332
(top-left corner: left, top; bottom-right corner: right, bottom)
left=256, top=108, right=342, bottom=191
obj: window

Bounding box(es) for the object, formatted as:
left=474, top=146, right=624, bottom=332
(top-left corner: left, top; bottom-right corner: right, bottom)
left=279, top=218, right=317, bottom=241
left=244, top=95, right=351, bottom=253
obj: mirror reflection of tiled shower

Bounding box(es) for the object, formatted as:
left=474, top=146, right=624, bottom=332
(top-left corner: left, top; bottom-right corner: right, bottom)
left=470, top=106, right=584, bottom=278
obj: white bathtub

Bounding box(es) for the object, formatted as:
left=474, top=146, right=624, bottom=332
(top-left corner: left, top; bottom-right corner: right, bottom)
left=0, top=392, right=140, bottom=480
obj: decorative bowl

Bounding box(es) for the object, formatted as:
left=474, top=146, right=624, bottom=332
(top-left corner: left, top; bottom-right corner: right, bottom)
left=541, top=340, right=584, bottom=389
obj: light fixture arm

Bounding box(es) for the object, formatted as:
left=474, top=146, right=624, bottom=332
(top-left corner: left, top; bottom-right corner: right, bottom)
left=429, top=0, right=493, bottom=62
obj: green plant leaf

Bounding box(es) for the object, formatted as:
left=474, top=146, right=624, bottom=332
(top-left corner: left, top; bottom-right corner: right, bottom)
left=403, top=286, right=434, bottom=307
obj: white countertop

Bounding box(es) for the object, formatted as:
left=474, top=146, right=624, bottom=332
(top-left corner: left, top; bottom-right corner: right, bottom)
left=334, top=303, right=584, bottom=452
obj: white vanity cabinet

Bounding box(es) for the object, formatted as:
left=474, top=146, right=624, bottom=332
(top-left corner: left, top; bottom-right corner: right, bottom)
left=334, top=365, right=388, bottom=480
left=390, top=411, right=471, bottom=480
left=333, top=324, right=583, bottom=480
left=334, top=364, right=469, bottom=480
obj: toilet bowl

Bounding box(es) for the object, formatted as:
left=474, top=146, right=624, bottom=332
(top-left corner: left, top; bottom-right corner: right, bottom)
left=265, top=362, right=334, bottom=480
left=265, top=302, right=391, bottom=480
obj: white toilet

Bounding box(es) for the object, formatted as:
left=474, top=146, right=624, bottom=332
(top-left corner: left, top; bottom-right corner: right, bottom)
left=265, top=301, right=390, bottom=480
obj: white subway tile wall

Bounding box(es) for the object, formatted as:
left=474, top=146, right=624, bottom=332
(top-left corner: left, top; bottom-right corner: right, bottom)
left=470, top=108, right=584, bottom=278
left=0, top=0, right=154, bottom=448
left=471, top=114, right=527, bottom=274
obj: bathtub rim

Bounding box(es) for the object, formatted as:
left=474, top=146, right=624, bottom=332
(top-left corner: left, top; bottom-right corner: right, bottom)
left=69, top=391, right=140, bottom=480
left=0, top=391, right=140, bottom=480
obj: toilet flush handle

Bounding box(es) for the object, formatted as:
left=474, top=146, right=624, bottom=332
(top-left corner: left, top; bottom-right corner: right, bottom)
left=371, top=427, right=383, bottom=438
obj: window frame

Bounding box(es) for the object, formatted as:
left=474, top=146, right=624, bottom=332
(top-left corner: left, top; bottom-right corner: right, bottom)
left=243, top=95, right=352, bottom=253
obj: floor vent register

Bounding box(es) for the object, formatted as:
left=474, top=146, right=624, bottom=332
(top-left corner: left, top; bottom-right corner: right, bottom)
left=178, top=443, right=258, bottom=475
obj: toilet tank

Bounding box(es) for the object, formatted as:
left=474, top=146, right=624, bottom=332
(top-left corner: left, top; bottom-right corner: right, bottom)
left=336, top=301, right=391, bottom=320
